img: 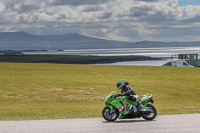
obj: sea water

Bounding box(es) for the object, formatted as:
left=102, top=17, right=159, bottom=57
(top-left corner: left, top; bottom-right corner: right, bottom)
left=23, top=47, right=200, bottom=66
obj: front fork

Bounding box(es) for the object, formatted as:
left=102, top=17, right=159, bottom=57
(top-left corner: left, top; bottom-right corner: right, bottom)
left=110, top=107, right=116, bottom=114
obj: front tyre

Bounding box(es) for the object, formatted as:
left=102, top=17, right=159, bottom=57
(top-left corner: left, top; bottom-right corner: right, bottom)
left=102, top=107, right=118, bottom=121
left=141, top=104, right=157, bottom=120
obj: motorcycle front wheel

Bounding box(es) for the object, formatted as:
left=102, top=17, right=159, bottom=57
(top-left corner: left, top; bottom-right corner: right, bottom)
left=102, top=107, right=119, bottom=121
left=141, top=104, right=157, bottom=120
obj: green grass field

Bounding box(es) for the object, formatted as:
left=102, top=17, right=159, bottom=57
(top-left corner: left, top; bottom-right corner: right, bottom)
left=0, top=62, right=200, bottom=120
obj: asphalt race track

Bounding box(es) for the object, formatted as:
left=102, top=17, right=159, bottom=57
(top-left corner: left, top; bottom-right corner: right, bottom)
left=0, top=114, right=199, bottom=133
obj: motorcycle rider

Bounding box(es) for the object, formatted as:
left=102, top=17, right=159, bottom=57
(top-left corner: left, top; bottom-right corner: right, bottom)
left=115, top=79, right=143, bottom=108
left=115, top=79, right=137, bottom=101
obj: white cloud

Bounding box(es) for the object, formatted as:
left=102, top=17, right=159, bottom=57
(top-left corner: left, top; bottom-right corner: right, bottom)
left=0, top=2, right=5, bottom=13
left=177, top=5, right=200, bottom=20
left=0, top=0, right=199, bottom=42
left=48, top=0, right=116, bottom=6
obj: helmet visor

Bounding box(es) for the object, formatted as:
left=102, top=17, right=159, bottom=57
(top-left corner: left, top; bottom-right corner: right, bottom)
left=117, top=83, right=122, bottom=89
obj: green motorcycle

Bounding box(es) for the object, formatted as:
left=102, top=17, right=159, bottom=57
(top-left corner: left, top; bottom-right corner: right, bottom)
left=102, top=91, right=157, bottom=121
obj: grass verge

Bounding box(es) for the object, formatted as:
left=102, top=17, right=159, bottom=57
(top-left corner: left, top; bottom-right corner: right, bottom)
left=0, top=63, right=200, bottom=120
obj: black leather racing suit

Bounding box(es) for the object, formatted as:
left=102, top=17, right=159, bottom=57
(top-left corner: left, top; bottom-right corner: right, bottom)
left=121, top=82, right=137, bottom=101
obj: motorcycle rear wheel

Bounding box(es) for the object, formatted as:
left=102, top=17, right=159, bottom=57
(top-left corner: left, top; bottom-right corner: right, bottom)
left=141, top=104, right=157, bottom=120
left=102, top=107, right=119, bottom=121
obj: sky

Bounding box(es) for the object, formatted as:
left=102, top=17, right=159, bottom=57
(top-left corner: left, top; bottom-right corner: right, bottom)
left=0, top=0, right=199, bottom=42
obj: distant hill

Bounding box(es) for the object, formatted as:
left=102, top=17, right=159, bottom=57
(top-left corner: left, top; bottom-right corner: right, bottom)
left=127, top=41, right=200, bottom=48
left=0, top=32, right=199, bottom=50
left=0, top=31, right=128, bottom=50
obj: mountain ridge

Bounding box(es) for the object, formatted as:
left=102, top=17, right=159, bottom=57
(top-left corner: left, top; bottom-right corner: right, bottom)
left=0, top=31, right=199, bottom=50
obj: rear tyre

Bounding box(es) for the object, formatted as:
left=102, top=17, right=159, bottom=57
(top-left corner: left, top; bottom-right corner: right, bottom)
left=141, top=104, right=157, bottom=120
left=102, top=107, right=118, bottom=121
